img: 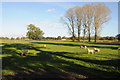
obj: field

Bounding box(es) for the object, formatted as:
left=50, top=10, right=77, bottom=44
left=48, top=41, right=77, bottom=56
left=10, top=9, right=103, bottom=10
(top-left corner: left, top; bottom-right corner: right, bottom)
left=1, top=40, right=120, bottom=79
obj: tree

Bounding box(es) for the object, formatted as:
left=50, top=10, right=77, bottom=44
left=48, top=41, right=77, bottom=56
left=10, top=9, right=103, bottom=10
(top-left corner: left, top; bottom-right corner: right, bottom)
left=61, top=8, right=76, bottom=42
left=61, top=3, right=111, bottom=43
left=11, top=37, right=14, bottom=40
left=108, top=37, right=116, bottom=40
left=26, top=24, right=44, bottom=40
left=99, top=37, right=105, bottom=40
left=116, top=34, right=120, bottom=41
left=21, top=37, right=26, bottom=40
left=73, top=6, right=83, bottom=42
left=93, top=3, right=111, bottom=42
left=105, top=36, right=109, bottom=40
left=82, top=4, right=94, bottom=42
left=82, top=12, right=88, bottom=43
left=16, top=37, right=20, bottom=40
left=57, top=36, right=62, bottom=40
left=62, top=36, right=66, bottom=39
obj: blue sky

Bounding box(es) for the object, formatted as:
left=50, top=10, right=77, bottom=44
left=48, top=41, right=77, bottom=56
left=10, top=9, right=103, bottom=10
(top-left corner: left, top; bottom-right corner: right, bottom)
left=0, top=2, right=118, bottom=38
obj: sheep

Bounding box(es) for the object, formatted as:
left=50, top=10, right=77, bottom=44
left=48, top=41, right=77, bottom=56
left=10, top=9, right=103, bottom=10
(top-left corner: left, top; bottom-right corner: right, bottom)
left=84, top=46, right=87, bottom=49
left=21, top=50, right=29, bottom=55
left=118, top=47, right=120, bottom=50
left=43, top=44, right=46, bottom=47
left=80, top=46, right=84, bottom=48
left=87, top=48, right=94, bottom=54
left=94, top=48, right=100, bottom=52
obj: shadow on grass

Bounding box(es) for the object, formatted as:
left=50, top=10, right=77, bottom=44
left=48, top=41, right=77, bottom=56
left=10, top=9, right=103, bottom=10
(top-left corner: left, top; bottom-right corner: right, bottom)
left=88, top=42, right=119, bottom=46
left=2, top=43, right=45, bottom=55
left=32, top=42, right=118, bottom=50
left=2, top=43, right=34, bottom=50
left=2, top=43, right=120, bottom=80
left=2, top=52, right=88, bottom=80
left=42, top=51, right=120, bottom=67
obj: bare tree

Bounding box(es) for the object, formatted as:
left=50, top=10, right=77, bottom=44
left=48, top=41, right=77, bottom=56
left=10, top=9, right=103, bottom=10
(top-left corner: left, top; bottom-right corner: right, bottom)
left=61, top=3, right=110, bottom=43
left=82, top=18, right=87, bottom=42
left=93, top=3, right=111, bottom=42
left=82, top=7, right=87, bottom=43
left=61, top=8, right=76, bottom=42
left=82, top=4, right=94, bottom=42
left=73, top=6, right=83, bottom=42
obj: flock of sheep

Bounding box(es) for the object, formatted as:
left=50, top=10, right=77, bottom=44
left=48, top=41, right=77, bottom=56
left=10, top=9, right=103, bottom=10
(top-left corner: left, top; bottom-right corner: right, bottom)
left=80, top=45, right=100, bottom=54
left=20, top=44, right=101, bottom=55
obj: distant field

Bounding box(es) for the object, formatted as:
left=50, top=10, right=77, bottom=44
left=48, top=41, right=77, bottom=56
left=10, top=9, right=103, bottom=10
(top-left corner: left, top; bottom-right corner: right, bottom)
left=1, top=40, right=120, bottom=79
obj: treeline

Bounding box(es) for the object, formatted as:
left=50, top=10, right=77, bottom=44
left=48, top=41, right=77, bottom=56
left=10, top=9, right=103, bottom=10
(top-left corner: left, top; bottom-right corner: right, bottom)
left=0, top=36, right=118, bottom=41
left=61, top=3, right=111, bottom=42
left=73, top=36, right=117, bottom=41
left=0, top=36, right=66, bottom=40
left=0, top=37, right=29, bottom=40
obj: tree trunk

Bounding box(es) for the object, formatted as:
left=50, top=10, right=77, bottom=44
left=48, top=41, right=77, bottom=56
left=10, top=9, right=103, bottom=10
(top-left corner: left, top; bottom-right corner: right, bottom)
left=88, top=27, right=91, bottom=42
left=78, top=26, right=80, bottom=42
left=88, top=33, right=91, bottom=42
left=72, top=36, right=75, bottom=42
left=72, top=32, right=75, bottom=42
left=83, top=36, right=85, bottom=43
left=71, top=19, right=75, bottom=42
left=95, top=34, right=97, bottom=42
left=94, top=28, right=97, bottom=42
left=83, top=29, right=85, bottom=43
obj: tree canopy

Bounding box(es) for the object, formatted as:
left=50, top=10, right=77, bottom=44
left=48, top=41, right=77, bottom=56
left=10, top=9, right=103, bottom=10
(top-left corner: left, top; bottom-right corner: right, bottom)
left=61, top=3, right=111, bottom=42
left=26, top=24, right=44, bottom=40
left=116, top=34, right=120, bottom=41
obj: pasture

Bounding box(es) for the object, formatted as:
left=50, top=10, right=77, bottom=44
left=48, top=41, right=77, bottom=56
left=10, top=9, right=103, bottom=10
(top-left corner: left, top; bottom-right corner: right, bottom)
left=1, top=40, right=120, bottom=79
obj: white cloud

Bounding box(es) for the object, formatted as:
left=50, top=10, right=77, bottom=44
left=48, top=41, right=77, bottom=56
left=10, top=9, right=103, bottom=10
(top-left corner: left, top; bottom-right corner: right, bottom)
left=47, top=9, right=55, bottom=12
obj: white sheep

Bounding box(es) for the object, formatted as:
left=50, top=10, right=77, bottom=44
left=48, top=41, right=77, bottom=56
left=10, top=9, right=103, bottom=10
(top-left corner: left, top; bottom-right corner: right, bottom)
left=118, top=47, right=120, bottom=50
left=21, top=50, right=29, bottom=55
left=94, top=48, right=100, bottom=52
left=87, top=49, right=94, bottom=54
left=80, top=46, right=83, bottom=48
left=43, top=44, right=46, bottom=47
left=84, top=46, right=87, bottom=49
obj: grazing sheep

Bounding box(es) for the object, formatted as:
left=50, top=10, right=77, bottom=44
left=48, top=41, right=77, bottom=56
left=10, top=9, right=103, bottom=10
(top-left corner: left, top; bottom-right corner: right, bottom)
left=118, top=47, right=120, bottom=50
left=94, top=48, right=100, bottom=52
left=84, top=46, right=87, bottom=49
left=43, top=44, right=46, bottom=47
left=21, top=50, right=29, bottom=55
left=80, top=46, right=83, bottom=48
left=87, top=49, right=94, bottom=54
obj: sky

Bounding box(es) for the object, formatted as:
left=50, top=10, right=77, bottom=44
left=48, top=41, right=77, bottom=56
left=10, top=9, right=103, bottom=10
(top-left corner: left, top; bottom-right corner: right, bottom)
left=0, top=2, right=118, bottom=38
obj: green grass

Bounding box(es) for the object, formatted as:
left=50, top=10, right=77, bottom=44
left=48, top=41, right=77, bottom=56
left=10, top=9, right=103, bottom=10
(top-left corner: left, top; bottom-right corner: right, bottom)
left=1, top=40, right=120, bottom=79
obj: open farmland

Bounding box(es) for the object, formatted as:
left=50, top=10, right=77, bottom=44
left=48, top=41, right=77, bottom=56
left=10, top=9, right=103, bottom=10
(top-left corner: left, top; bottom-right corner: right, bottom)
left=1, top=40, right=120, bottom=79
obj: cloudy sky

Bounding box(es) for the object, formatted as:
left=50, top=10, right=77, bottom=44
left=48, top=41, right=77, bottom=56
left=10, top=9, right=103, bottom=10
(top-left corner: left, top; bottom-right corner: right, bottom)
left=0, top=2, right=118, bottom=38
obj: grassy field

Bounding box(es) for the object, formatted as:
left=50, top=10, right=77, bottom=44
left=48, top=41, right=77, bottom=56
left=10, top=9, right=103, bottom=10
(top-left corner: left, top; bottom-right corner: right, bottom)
left=1, top=40, right=120, bottom=79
